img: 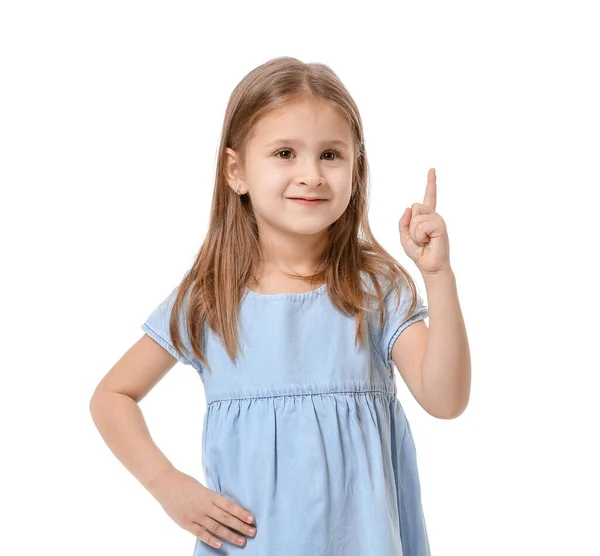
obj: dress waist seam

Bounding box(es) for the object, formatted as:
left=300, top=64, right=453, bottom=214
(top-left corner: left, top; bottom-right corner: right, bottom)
left=206, top=388, right=396, bottom=406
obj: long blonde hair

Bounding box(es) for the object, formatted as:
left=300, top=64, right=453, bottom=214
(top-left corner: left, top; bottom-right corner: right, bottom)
left=169, top=56, right=421, bottom=372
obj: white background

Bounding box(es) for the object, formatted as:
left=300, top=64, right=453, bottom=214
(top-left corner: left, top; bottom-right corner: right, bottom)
left=2, top=1, right=598, bottom=554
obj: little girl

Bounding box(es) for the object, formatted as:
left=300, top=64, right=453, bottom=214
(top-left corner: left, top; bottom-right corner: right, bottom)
left=90, top=56, right=471, bottom=555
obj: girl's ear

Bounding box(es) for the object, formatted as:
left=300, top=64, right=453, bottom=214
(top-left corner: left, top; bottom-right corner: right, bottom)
left=224, top=147, right=245, bottom=194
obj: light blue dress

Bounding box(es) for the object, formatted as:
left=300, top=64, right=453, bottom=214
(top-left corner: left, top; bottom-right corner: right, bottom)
left=141, top=272, right=431, bottom=555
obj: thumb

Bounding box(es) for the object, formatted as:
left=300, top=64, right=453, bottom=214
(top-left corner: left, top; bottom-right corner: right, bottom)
left=398, top=207, right=411, bottom=243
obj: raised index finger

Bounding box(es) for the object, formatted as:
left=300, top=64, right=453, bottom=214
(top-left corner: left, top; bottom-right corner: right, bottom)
left=423, top=168, right=436, bottom=211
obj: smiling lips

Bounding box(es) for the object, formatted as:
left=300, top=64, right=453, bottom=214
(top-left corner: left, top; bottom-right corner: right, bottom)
left=289, top=198, right=327, bottom=206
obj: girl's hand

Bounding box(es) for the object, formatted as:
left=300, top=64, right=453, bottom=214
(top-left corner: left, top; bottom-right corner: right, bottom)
left=149, top=467, right=257, bottom=550
left=398, top=168, right=452, bottom=278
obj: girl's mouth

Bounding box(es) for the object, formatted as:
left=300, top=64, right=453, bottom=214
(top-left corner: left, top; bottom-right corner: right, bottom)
left=288, top=198, right=327, bottom=206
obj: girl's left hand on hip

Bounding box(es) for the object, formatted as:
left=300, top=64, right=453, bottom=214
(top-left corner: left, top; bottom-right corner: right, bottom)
left=398, top=168, right=452, bottom=278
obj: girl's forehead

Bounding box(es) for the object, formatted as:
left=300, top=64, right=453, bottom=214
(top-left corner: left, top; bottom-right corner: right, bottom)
left=251, top=104, right=352, bottom=145
left=260, top=100, right=341, bottom=125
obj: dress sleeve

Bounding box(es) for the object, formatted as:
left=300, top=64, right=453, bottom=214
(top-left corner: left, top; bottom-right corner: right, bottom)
left=374, top=279, right=429, bottom=368
left=141, top=282, right=204, bottom=376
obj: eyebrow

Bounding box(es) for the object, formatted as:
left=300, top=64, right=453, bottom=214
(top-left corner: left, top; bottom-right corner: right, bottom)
left=265, top=138, right=350, bottom=149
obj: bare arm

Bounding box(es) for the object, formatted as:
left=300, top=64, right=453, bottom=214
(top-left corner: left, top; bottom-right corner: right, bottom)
left=91, top=324, right=259, bottom=551
left=420, top=269, right=471, bottom=418
left=89, top=333, right=180, bottom=495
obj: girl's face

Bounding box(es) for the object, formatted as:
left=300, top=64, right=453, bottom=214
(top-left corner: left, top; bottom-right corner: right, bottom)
left=225, top=96, right=354, bottom=239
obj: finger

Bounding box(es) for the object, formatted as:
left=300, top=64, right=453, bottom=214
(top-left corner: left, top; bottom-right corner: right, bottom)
left=410, top=201, right=434, bottom=217
left=209, top=500, right=257, bottom=538
left=203, top=513, right=251, bottom=548
left=214, top=495, right=255, bottom=525
left=398, top=207, right=412, bottom=245
left=192, top=520, right=224, bottom=550
left=423, top=168, right=436, bottom=211
left=193, top=514, right=245, bottom=548
left=409, top=214, right=435, bottom=245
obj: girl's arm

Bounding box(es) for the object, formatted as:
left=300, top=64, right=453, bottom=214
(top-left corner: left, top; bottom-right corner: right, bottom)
left=89, top=334, right=179, bottom=495
left=420, top=269, right=471, bottom=418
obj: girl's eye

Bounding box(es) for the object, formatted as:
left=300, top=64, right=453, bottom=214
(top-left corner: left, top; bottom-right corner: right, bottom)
left=274, top=148, right=342, bottom=161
